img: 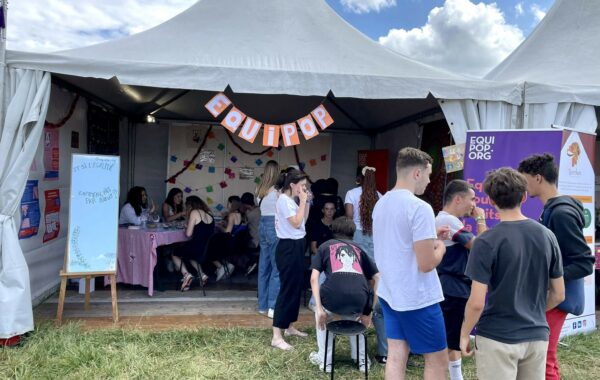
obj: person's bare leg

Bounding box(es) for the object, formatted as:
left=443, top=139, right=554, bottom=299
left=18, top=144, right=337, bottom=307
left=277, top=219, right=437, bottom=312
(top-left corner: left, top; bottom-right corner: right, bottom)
left=285, top=323, right=307, bottom=337
left=386, top=339, right=409, bottom=380
left=271, top=327, right=293, bottom=350
left=172, top=255, right=188, bottom=275
left=423, top=349, right=449, bottom=380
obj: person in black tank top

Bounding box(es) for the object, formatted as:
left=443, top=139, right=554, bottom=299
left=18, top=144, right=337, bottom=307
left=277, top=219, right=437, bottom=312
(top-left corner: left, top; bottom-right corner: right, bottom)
left=173, top=196, right=215, bottom=291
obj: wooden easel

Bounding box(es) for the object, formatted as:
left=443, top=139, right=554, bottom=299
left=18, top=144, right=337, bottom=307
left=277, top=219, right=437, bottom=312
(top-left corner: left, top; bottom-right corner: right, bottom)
left=56, top=270, right=119, bottom=325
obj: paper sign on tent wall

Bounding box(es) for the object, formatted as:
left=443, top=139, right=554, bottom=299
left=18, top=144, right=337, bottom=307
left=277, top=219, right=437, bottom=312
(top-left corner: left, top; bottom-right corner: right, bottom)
left=66, top=154, right=120, bottom=273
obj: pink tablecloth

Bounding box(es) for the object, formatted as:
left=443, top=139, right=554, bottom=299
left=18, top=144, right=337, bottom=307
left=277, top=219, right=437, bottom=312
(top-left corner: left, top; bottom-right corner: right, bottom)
left=106, top=228, right=188, bottom=296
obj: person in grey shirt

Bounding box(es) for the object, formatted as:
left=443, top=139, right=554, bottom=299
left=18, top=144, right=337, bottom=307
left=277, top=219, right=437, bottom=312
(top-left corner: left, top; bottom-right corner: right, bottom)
left=460, top=167, right=565, bottom=380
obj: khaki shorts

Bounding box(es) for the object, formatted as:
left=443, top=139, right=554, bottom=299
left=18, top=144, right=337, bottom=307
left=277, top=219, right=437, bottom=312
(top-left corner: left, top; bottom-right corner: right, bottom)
left=475, top=335, right=548, bottom=380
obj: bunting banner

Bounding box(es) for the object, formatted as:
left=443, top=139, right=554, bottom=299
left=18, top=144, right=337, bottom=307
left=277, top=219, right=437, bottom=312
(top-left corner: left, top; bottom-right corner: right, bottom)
left=205, top=93, right=334, bottom=147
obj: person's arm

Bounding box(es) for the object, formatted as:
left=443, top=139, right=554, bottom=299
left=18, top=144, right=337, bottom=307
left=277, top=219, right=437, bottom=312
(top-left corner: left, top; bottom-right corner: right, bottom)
left=345, top=203, right=353, bottom=219
left=310, top=241, right=318, bottom=255
left=546, top=277, right=566, bottom=311
left=162, top=203, right=170, bottom=221
left=464, top=207, right=488, bottom=249
left=122, top=204, right=141, bottom=225
left=414, top=239, right=446, bottom=273
left=225, top=213, right=235, bottom=233
left=460, top=280, right=487, bottom=357
left=310, top=269, right=327, bottom=330
left=185, top=210, right=199, bottom=238
left=551, top=208, right=595, bottom=280
left=286, top=191, right=308, bottom=228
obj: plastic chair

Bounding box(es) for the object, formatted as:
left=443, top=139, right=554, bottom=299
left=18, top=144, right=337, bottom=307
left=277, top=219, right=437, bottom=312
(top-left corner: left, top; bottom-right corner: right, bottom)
left=324, top=320, right=368, bottom=380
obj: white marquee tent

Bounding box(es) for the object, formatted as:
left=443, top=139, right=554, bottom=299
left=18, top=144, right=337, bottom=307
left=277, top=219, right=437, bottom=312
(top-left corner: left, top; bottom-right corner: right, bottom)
left=6, top=0, right=587, bottom=339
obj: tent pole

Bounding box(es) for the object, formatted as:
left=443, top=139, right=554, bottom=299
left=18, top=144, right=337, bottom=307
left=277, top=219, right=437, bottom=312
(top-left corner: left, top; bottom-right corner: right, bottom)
left=0, top=1, right=7, bottom=128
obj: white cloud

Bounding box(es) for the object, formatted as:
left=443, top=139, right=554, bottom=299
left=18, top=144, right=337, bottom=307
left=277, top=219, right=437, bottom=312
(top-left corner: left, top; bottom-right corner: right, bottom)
left=340, top=0, right=396, bottom=14
left=378, top=0, right=524, bottom=77
left=515, top=2, right=524, bottom=16
left=6, top=0, right=196, bottom=52
left=530, top=4, right=546, bottom=22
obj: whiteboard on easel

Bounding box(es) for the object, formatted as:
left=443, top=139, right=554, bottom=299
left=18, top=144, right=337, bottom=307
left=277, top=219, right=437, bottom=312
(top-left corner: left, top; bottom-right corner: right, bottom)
left=66, top=154, right=120, bottom=273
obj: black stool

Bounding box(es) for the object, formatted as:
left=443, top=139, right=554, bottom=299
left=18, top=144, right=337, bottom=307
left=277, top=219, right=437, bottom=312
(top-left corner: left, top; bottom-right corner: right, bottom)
left=324, top=320, right=368, bottom=379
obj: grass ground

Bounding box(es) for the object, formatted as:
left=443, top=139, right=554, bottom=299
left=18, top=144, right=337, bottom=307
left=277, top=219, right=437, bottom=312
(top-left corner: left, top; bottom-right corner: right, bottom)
left=1, top=322, right=599, bottom=379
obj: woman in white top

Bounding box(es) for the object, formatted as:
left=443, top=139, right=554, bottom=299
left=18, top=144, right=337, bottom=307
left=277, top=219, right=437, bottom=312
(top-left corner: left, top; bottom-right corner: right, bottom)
left=119, top=186, right=156, bottom=225
left=271, top=169, right=311, bottom=351
left=255, top=160, right=281, bottom=316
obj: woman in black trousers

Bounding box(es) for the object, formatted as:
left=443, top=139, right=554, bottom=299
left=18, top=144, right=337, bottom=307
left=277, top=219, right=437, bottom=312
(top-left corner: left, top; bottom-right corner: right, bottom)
left=271, top=169, right=311, bottom=351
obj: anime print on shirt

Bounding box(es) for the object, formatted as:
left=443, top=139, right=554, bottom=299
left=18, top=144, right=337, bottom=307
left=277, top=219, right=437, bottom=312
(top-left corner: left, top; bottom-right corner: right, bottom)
left=329, top=242, right=363, bottom=274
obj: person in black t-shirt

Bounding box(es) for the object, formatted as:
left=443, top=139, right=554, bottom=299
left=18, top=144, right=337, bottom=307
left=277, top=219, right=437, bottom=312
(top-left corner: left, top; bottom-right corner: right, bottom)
left=308, top=216, right=379, bottom=373
left=460, top=168, right=564, bottom=380
left=309, top=201, right=335, bottom=255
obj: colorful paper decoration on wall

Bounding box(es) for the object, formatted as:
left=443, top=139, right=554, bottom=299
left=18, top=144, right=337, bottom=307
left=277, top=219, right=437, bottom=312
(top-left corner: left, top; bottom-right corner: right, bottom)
left=205, top=93, right=334, bottom=147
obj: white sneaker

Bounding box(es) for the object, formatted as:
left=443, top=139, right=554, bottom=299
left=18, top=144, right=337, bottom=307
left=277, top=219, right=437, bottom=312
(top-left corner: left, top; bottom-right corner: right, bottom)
left=309, top=351, right=321, bottom=366
left=355, top=357, right=371, bottom=373
left=215, top=266, right=225, bottom=281
left=226, top=262, right=235, bottom=276
left=267, top=308, right=274, bottom=319
left=309, top=351, right=332, bottom=373
left=319, top=363, right=332, bottom=373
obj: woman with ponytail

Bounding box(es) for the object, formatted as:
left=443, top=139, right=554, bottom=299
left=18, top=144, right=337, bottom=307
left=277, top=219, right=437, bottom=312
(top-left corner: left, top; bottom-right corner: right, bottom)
left=344, top=166, right=388, bottom=363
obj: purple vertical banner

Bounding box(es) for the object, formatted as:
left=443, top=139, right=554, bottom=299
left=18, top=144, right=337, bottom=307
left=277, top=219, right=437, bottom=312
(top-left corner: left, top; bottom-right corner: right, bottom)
left=462, top=130, right=563, bottom=232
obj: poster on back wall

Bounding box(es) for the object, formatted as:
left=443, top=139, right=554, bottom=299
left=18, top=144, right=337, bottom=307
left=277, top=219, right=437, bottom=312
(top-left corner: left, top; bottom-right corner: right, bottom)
left=43, top=189, right=61, bottom=243
left=43, top=127, right=60, bottom=180
left=463, top=128, right=596, bottom=338
left=18, top=180, right=41, bottom=239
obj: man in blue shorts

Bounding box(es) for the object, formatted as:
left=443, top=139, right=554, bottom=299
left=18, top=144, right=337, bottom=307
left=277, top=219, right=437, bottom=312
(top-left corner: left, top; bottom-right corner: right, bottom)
left=373, top=147, right=449, bottom=380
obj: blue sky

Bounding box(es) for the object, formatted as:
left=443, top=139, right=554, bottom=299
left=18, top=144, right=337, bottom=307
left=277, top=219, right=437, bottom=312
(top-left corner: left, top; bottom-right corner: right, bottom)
left=325, top=0, right=553, bottom=39
left=8, top=0, right=555, bottom=76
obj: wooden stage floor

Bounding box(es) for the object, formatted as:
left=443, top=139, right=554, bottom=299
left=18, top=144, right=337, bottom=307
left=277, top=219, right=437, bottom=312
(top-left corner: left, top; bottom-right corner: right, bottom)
left=35, top=288, right=315, bottom=330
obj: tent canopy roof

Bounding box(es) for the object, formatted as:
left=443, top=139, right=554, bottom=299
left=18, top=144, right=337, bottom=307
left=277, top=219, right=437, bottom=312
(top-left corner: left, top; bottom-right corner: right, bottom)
left=7, top=0, right=522, bottom=131
left=486, top=0, right=600, bottom=105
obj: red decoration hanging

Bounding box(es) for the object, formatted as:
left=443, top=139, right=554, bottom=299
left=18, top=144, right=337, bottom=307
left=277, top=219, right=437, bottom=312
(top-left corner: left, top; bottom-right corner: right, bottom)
left=45, top=94, right=80, bottom=129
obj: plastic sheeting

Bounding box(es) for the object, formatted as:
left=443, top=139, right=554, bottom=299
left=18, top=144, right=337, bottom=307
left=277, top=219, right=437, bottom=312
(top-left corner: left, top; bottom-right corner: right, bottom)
left=0, top=69, right=51, bottom=338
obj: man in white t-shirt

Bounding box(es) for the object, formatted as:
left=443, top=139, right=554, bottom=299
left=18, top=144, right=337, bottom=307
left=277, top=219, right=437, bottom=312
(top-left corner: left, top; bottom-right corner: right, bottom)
left=373, top=147, right=449, bottom=380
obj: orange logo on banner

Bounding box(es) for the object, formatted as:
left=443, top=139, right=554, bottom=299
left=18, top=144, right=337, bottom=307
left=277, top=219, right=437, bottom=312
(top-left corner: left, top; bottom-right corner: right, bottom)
left=263, top=125, right=280, bottom=147
left=205, top=93, right=232, bottom=118
left=281, top=124, right=300, bottom=147
left=239, top=117, right=262, bottom=143
left=297, top=115, right=319, bottom=140
left=221, top=107, right=246, bottom=133
left=311, top=105, right=334, bottom=130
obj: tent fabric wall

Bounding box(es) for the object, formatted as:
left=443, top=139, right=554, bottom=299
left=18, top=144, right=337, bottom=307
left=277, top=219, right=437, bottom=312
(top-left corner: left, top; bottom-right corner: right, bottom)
left=18, top=85, right=89, bottom=306
left=524, top=103, right=597, bottom=132
left=0, top=69, right=51, bottom=338
left=439, top=99, right=597, bottom=144
left=438, top=100, right=519, bottom=144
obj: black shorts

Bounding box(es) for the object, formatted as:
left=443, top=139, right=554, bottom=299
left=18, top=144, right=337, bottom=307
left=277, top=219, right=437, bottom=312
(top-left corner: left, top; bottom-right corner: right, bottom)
left=440, top=296, right=468, bottom=351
